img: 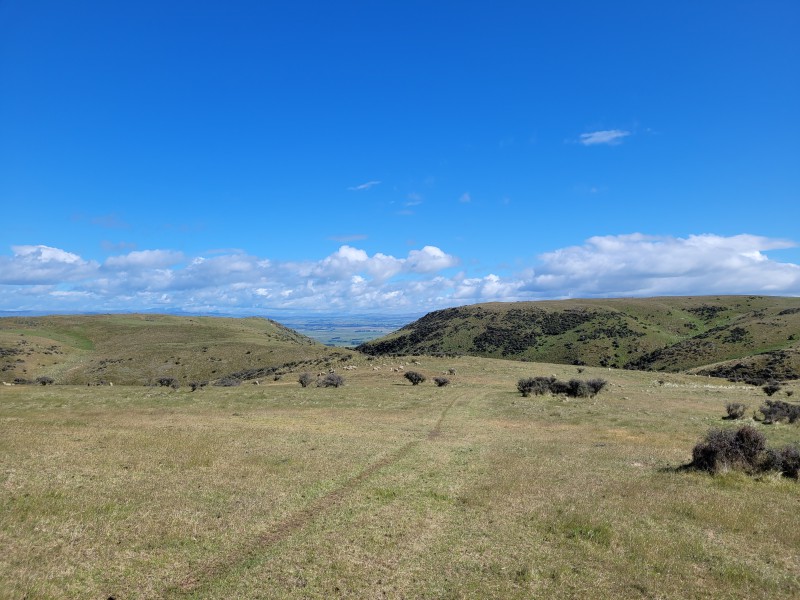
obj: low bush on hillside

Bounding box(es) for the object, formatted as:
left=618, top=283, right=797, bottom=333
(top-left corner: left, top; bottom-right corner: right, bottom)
left=689, top=425, right=799, bottom=479
left=758, top=399, right=800, bottom=424
left=433, top=376, right=450, bottom=387
left=404, top=371, right=426, bottom=385
left=691, top=425, right=766, bottom=474
left=763, top=444, right=800, bottom=478
left=586, top=378, right=608, bottom=395
left=298, top=372, right=315, bottom=388
left=763, top=381, right=782, bottom=396
left=189, top=381, right=208, bottom=392
left=517, top=376, right=555, bottom=397
left=157, top=377, right=179, bottom=389
left=214, top=376, right=241, bottom=387
left=318, top=373, right=345, bottom=388
left=724, top=402, right=747, bottom=420
left=35, top=376, right=54, bottom=386
left=517, top=376, right=607, bottom=398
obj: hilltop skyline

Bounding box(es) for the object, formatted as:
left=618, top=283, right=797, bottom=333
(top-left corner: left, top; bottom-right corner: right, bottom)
left=1, top=1, right=798, bottom=314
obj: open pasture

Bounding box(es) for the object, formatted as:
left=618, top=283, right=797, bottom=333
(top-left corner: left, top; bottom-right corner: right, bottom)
left=1, top=357, right=798, bottom=599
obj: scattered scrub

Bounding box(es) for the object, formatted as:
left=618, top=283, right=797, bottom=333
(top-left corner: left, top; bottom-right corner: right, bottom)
left=35, top=376, right=54, bottom=386
left=433, top=376, right=450, bottom=387
left=214, top=376, right=242, bottom=387
left=404, top=371, right=426, bottom=385
left=763, top=381, right=782, bottom=397
left=189, top=381, right=208, bottom=391
left=298, top=372, right=315, bottom=388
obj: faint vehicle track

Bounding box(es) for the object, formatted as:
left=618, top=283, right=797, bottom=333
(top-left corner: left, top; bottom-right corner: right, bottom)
left=169, top=394, right=459, bottom=596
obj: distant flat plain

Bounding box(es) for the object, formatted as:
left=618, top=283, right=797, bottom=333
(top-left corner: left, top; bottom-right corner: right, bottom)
left=277, top=314, right=418, bottom=346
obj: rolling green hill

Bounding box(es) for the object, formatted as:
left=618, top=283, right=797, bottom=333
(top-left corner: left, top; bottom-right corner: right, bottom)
left=357, top=296, right=800, bottom=382
left=0, top=314, right=356, bottom=385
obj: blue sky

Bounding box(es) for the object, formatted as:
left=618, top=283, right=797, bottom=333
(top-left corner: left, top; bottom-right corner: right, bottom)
left=1, top=1, right=798, bottom=315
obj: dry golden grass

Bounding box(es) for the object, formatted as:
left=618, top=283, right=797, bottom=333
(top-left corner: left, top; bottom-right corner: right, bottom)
left=1, top=357, right=798, bottom=599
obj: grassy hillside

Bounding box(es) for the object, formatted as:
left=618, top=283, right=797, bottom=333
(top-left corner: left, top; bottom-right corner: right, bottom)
left=358, top=296, right=800, bottom=382
left=1, top=357, right=798, bottom=598
left=0, top=314, right=356, bottom=386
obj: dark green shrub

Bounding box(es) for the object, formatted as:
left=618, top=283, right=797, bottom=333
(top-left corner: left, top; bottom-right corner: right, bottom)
left=404, top=371, right=426, bottom=386
left=517, top=377, right=535, bottom=397
left=517, top=376, right=554, bottom=397
left=725, top=402, right=747, bottom=420
left=586, top=379, right=608, bottom=396
left=763, top=381, right=782, bottom=396
left=189, top=381, right=208, bottom=391
left=567, top=379, right=592, bottom=398
left=35, top=376, right=54, bottom=386
left=214, top=376, right=241, bottom=387
left=298, top=372, right=314, bottom=388
left=433, top=376, right=450, bottom=387
left=549, top=379, right=572, bottom=395
left=518, top=376, right=606, bottom=398
left=759, top=399, right=800, bottom=424
left=157, top=377, right=178, bottom=388
left=691, top=425, right=766, bottom=474
left=318, top=373, right=345, bottom=388
left=763, top=444, right=800, bottom=478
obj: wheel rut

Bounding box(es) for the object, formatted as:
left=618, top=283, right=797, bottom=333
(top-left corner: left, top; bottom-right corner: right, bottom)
left=169, top=394, right=459, bottom=596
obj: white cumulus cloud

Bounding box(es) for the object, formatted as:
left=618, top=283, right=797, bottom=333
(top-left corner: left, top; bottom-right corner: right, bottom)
left=0, top=245, right=98, bottom=284
left=0, top=235, right=797, bottom=314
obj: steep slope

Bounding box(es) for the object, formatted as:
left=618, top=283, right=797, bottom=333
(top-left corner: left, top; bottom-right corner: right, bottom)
left=0, top=314, right=354, bottom=385
left=357, top=296, right=800, bottom=380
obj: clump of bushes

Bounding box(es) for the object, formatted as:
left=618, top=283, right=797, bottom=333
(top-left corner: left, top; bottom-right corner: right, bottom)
left=517, top=376, right=607, bottom=398
left=691, top=425, right=766, bottom=474
left=433, top=376, right=450, bottom=387
left=35, top=376, right=54, bottom=386
left=189, top=381, right=208, bottom=392
left=766, top=445, right=800, bottom=478
left=724, top=402, right=747, bottom=420
left=762, top=381, right=782, bottom=397
left=689, top=425, right=799, bottom=479
left=157, top=377, right=180, bottom=389
left=758, top=399, right=800, bottom=424
left=318, top=373, right=345, bottom=388
left=298, top=372, right=315, bottom=388
left=404, top=371, right=426, bottom=386
left=214, top=376, right=241, bottom=387
left=517, top=376, right=555, bottom=397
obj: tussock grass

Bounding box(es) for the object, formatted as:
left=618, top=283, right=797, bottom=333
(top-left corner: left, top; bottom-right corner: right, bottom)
left=1, top=357, right=798, bottom=598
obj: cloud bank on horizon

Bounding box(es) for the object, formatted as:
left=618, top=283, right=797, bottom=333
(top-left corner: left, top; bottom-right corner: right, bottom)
left=1, top=234, right=797, bottom=315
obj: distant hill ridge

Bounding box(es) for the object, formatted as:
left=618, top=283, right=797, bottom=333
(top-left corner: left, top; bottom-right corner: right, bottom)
left=0, top=314, right=355, bottom=385
left=357, top=296, right=800, bottom=383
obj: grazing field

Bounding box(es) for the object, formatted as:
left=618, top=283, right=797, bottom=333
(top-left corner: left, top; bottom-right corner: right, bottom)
left=1, top=356, right=799, bottom=599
